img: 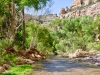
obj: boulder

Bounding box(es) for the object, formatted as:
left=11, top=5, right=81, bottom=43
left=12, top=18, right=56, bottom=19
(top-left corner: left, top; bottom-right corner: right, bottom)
left=68, top=49, right=90, bottom=58
left=75, top=49, right=89, bottom=57
left=0, top=66, right=5, bottom=73
left=68, top=53, right=77, bottom=58
left=24, top=59, right=35, bottom=64
left=62, top=53, right=69, bottom=57
left=96, top=54, right=100, bottom=57
left=97, top=57, right=100, bottom=62
left=35, top=55, right=41, bottom=58
left=3, top=64, right=10, bottom=70
left=95, top=63, right=100, bottom=66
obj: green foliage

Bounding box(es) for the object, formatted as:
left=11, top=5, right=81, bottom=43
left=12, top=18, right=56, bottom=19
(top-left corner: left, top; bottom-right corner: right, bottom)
left=0, top=38, right=12, bottom=48
left=0, top=52, right=19, bottom=66
left=92, top=14, right=100, bottom=34
left=49, top=16, right=94, bottom=53
left=4, top=53, right=16, bottom=61
left=2, top=64, right=33, bottom=75
left=15, top=26, right=23, bottom=49
left=14, top=20, right=54, bottom=54
left=25, top=21, right=54, bottom=53
left=87, top=41, right=100, bottom=51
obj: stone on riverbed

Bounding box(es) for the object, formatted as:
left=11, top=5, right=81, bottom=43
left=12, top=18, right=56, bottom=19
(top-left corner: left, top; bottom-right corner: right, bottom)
left=24, top=59, right=35, bottom=64
left=95, top=63, right=100, bottom=66
left=75, top=49, right=89, bottom=57
left=96, top=57, right=100, bottom=62
left=62, top=53, right=69, bottom=57
left=68, top=49, right=90, bottom=58
left=74, top=53, right=100, bottom=66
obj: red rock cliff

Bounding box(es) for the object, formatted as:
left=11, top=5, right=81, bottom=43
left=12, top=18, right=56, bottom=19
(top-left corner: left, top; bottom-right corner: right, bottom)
left=65, top=0, right=100, bottom=18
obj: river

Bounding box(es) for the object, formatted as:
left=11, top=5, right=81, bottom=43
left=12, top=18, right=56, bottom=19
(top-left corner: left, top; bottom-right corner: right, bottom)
left=28, top=56, right=100, bottom=75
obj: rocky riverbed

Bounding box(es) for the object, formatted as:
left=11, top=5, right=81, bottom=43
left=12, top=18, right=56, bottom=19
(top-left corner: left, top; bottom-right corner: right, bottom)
left=74, top=54, right=100, bottom=66
left=28, top=56, right=100, bottom=75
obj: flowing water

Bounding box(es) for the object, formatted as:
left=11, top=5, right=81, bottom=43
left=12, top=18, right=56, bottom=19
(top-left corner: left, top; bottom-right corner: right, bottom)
left=28, top=56, right=100, bottom=75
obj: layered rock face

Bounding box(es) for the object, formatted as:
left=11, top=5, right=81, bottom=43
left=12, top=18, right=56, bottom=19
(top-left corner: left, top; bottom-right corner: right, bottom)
left=70, top=0, right=82, bottom=9
left=65, top=2, right=100, bottom=18
left=70, top=0, right=97, bottom=9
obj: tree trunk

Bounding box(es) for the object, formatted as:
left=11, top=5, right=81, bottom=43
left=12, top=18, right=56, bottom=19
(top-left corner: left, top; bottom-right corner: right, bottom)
left=11, top=0, right=15, bottom=41
left=22, top=7, right=26, bottom=49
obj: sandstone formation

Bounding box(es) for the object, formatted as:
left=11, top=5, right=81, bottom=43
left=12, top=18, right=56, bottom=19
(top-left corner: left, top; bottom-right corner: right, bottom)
left=65, top=6, right=69, bottom=13
left=65, top=2, right=100, bottom=18
left=53, top=14, right=58, bottom=18
left=70, top=0, right=97, bottom=9
left=59, top=8, right=66, bottom=19
left=70, top=0, right=82, bottom=9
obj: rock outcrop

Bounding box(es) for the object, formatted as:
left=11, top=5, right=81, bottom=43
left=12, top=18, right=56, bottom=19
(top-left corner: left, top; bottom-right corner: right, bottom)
left=70, top=0, right=82, bottom=9
left=59, top=8, right=66, bottom=19
left=65, top=2, right=100, bottom=18
left=70, top=0, right=97, bottom=9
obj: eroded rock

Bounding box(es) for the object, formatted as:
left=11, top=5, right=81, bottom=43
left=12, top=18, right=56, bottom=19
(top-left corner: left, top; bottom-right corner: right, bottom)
left=59, top=8, right=66, bottom=19
left=65, top=1, right=100, bottom=19
left=70, top=0, right=97, bottom=9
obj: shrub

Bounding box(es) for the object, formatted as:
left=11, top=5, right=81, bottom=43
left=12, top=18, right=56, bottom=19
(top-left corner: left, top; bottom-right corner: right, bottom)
left=0, top=38, right=12, bottom=48
left=49, top=16, right=94, bottom=53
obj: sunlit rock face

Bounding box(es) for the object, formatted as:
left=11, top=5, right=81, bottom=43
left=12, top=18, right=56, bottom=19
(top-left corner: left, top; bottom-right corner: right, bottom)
left=70, top=0, right=97, bottom=9
left=59, top=8, right=66, bottom=19
left=65, top=1, right=100, bottom=19
left=70, top=0, right=82, bottom=9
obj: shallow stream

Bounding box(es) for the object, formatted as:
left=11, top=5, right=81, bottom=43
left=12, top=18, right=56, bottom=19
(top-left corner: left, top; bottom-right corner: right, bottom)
left=28, top=56, right=100, bottom=75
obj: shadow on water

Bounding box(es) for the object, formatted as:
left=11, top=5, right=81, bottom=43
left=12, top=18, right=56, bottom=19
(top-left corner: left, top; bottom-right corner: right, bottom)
left=34, top=56, right=100, bottom=72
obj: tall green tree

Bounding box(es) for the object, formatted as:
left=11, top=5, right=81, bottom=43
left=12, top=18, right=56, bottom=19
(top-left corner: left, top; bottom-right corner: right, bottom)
left=17, top=0, right=51, bottom=49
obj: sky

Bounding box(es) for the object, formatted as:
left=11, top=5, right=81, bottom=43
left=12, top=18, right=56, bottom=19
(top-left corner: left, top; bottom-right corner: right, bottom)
left=25, top=0, right=74, bottom=16
left=51, top=0, right=74, bottom=15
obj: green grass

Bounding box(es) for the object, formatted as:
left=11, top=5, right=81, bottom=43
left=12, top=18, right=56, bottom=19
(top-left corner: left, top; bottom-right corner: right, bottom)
left=1, top=64, right=33, bottom=75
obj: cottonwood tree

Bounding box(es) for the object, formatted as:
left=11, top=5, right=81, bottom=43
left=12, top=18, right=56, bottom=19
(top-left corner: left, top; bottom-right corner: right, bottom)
left=16, top=0, right=52, bottom=49
left=0, top=0, right=52, bottom=49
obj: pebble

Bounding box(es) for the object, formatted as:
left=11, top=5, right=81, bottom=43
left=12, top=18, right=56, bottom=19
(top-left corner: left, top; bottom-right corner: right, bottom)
left=75, top=54, right=100, bottom=66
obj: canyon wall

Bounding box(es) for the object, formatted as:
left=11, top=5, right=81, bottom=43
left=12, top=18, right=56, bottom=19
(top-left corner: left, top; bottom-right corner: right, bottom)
left=70, top=0, right=97, bottom=9
left=63, top=0, right=100, bottom=18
